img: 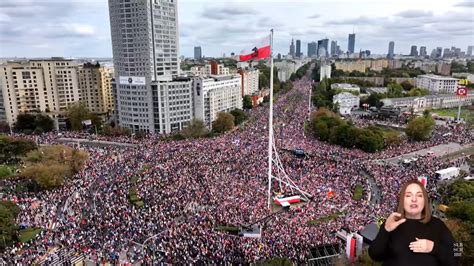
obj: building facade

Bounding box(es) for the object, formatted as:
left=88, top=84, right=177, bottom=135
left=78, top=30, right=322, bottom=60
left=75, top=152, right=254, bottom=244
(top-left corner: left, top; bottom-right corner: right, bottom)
left=330, top=83, right=361, bottom=93
left=193, top=75, right=242, bottom=128
left=109, top=0, right=181, bottom=133
left=417, top=74, right=459, bottom=93
left=296, top=40, right=301, bottom=58
left=381, top=94, right=474, bottom=112
left=348, top=34, right=355, bottom=54
left=238, top=69, right=259, bottom=96
left=387, top=41, right=395, bottom=59
left=0, top=59, right=81, bottom=126
left=320, top=64, right=331, bottom=81
left=333, top=92, right=360, bottom=115
left=194, top=46, right=202, bottom=60
left=308, top=42, right=317, bottom=58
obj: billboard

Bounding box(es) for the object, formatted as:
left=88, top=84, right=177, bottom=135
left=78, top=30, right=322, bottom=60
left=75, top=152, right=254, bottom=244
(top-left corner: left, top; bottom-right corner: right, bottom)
left=119, top=76, right=146, bottom=85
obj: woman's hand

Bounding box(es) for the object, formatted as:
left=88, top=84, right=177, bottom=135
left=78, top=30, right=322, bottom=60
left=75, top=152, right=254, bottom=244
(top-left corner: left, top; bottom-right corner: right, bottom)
left=384, top=212, right=406, bottom=232
left=409, top=238, right=434, bottom=253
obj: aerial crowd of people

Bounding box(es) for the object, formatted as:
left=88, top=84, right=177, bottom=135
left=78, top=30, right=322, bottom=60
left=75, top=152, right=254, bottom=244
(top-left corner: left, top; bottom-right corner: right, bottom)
left=1, top=67, right=472, bottom=264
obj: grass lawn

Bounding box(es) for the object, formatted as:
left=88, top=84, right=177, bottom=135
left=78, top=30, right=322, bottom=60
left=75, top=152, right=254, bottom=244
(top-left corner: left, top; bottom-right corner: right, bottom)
left=432, top=107, right=474, bottom=120
left=0, top=165, right=16, bottom=179
left=353, top=184, right=364, bottom=201
left=18, top=228, right=43, bottom=243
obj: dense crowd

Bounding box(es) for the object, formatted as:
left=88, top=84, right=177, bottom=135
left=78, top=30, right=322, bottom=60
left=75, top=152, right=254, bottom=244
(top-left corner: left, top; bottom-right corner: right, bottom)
left=1, top=68, right=472, bottom=264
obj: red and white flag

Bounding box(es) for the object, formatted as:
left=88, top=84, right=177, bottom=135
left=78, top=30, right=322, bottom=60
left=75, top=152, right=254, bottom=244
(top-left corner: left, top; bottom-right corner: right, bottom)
left=456, top=86, right=467, bottom=97
left=239, top=35, right=271, bottom=61
left=418, top=176, right=428, bottom=189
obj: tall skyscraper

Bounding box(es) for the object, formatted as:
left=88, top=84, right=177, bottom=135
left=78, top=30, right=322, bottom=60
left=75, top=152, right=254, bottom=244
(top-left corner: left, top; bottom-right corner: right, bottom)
left=330, top=41, right=337, bottom=57
left=387, top=41, right=395, bottom=59
left=194, top=46, right=202, bottom=60
left=317, top=39, right=329, bottom=57
left=410, top=45, right=418, bottom=56
left=289, top=39, right=295, bottom=58
left=307, top=42, right=317, bottom=58
left=296, top=40, right=302, bottom=58
left=109, top=0, right=189, bottom=134
left=468, top=46, right=474, bottom=56
left=419, top=46, right=427, bottom=57
left=348, top=33, right=355, bottom=54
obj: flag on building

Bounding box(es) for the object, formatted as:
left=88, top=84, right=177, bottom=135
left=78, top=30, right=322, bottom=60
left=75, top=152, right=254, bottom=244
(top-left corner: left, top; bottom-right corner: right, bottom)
left=239, top=35, right=271, bottom=61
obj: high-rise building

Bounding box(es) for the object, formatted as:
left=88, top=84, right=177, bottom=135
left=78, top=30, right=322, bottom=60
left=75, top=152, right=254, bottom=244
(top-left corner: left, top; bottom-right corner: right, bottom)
left=443, top=48, right=451, bottom=58
left=109, top=0, right=187, bottom=133
left=410, top=45, right=418, bottom=57
left=317, top=39, right=329, bottom=57
left=330, top=41, right=337, bottom=57
left=468, top=46, right=474, bottom=56
left=296, top=40, right=301, bottom=58
left=320, top=64, right=331, bottom=81
left=0, top=58, right=102, bottom=126
left=194, top=46, right=202, bottom=60
left=238, top=68, right=259, bottom=96
left=348, top=33, right=355, bottom=54
left=387, top=41, right=395, bottom=59
left=436, top=47, right=443, bottom=58
left=419, top=46, right=427, bottom=57
left=193, top=75, right=242, bottom=128
left=99, top=66, right=115, bottom=114
left=307, top=42, right=317, bottom=58
left=289, top=39, right=295, bottom=58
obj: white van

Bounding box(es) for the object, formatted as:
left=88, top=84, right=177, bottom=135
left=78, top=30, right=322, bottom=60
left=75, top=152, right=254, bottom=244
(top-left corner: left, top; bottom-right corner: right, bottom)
left=435, top=167, right=460, bottom=180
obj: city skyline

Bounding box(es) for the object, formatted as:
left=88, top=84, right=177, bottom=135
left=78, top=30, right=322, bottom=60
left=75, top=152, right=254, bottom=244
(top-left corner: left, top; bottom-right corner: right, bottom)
left=0, top=0, right=473, bottom=58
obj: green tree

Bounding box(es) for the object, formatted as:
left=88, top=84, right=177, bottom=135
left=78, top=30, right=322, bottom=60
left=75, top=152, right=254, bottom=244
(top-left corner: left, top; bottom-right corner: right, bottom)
left=405, top=116, right=435, bottom=141
left=259, top=72, right=269, bottom=90
left=243, top=95, right=253, bottom=109
left=0, top=201, right=19, bottom=249
left=445, top=219, right=474, bottom=265
left=230, top=109, right=248, bottom=125
left=179, top=119, right=209, bottom=139
left=407, top=88, right=430, bottom=97
left=384, top=131, right=401, bottom=147
left=355, top=128, right=384, bottom=153
left=34, top=114, right=54, bottom=132
left=386, top=83, right=404, bottom=98
left=367, top=93, right=383, bottom=108
left=400, top=80, right=414, bottom=91
left=446, top=202, right=474, bottom=225
left=330, top=124, right=356, bottom=148
left=443, top=180, right=474, bottom=204
left=22, top=145, right=89, bottom=189
left=0, top=121, right=10, bottom=134
left=67, top=103, right=101, bottom=131
left=14, top=113, right=36, bottom=133
left=0, top=136, right=37, bottom=163
left=212, top=112, right=235, bottom=133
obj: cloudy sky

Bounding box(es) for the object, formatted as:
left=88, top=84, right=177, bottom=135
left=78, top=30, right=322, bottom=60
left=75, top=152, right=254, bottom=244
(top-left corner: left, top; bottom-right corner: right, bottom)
left=0, top=0, right=473, bottom=58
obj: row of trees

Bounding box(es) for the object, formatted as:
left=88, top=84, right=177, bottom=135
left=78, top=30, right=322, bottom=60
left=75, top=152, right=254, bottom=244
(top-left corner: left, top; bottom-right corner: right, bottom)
left=307, top=108, right=388, bottom=152
left=174, top=109, right=248, bottom=140
left=440, top=177, right=474, bottom=265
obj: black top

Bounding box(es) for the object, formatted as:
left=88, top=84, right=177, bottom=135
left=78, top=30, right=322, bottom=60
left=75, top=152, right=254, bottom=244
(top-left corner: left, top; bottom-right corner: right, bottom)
left=368, top=217, right=456, bottom=266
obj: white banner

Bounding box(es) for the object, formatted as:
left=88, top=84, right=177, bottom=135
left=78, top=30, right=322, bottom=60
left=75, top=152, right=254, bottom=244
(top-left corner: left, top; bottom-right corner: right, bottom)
left=119, top=76, right=146, bottom=85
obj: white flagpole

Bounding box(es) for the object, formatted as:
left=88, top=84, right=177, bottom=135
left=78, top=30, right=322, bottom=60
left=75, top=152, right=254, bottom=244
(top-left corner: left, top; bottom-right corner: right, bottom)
left=267, top=29, right=274, bottom=210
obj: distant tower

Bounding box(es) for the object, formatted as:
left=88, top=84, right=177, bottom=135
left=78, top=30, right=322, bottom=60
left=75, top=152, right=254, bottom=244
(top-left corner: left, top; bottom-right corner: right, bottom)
left=348, top=33, right=355, bottom=54
left=289, top=39, right=295, bottom=58
left=387, top=41, right=395, bottom=59
left=194, top=46, right=202, bottom=60
left=296, top=40, right=302, bottom=58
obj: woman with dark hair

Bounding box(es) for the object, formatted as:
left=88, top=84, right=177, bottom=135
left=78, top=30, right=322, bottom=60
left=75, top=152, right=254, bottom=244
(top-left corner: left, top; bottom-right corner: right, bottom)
left=369, top=180, right=456, bottom=266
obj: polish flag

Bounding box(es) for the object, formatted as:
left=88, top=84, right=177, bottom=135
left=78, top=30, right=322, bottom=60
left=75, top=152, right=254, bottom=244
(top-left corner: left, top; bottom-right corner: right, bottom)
left=418, top=176, right=428, bottom=189
left=239, top=35, right=271, bottom=61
